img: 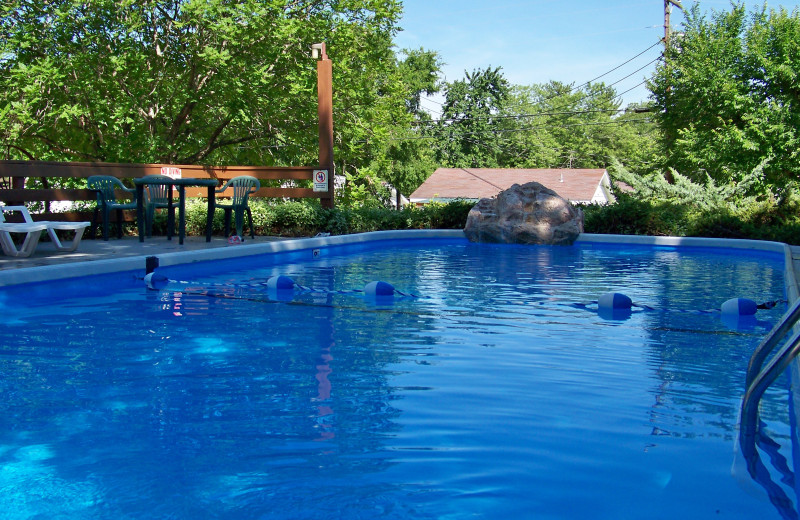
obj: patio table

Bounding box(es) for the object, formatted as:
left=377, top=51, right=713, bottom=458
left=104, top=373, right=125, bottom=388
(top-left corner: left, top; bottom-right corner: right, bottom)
left=134, top=177, right=218, bottom=245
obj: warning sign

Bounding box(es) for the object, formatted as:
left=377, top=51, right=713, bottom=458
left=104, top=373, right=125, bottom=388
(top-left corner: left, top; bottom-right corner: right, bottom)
left=160, top=167, right=182, bottom=179
left=313, top=169, right=328, bottom=192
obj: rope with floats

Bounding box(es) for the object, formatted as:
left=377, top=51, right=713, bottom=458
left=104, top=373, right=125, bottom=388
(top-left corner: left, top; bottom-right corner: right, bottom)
left=141, top=257, right=782, bottom=315
left=143, top=271, right=424, bottom=300
left=572, top=292, right=784, bottom=318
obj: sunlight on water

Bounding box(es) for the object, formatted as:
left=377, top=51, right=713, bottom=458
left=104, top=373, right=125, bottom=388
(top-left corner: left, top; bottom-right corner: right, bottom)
left=191, top=336, right=231, bottom=355
left=0, top=240, right=793, bottom=519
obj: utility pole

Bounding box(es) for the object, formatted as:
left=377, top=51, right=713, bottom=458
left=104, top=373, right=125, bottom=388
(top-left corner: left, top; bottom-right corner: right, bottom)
left=664, top=0, right=684, bottom=46
left=663, top=1, right=683, bottom=184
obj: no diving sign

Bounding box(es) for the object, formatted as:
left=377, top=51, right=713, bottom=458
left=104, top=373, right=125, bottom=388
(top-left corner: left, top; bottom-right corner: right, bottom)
left=160, top=167, right=182, bottom=179
left=313, top=169, right=328, bottom=192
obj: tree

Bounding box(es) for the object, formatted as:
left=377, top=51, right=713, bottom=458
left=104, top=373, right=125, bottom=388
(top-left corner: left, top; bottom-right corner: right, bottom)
left=0, top=0, right=404, bottom=169
left=649, top=3, right=800, bottom=195
left=396, top=48, right=441, bottom=118
left=340, top=47, right=442, bottom=206
left=490, top=81, right=657, bottom=172
left=435, top=66, right=510, bottom=167
left=378, top=49, right=441, bottom=199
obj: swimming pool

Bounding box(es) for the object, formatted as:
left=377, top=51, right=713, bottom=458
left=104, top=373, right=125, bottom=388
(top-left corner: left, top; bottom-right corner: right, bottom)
left=1, top=233, right=797, bottom=519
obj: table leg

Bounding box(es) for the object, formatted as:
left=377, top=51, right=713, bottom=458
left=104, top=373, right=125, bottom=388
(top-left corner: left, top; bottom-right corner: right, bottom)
left=137, top=185, right=145, bottom=243
left=206, top=186, right=215, bottom=242
left=178, top=186, right=187, bottom=245
left=166, top=185, right=174, bottom=241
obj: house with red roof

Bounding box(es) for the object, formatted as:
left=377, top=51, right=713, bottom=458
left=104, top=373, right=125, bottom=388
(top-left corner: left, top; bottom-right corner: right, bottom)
left=409, top=168, right=615, bottom=205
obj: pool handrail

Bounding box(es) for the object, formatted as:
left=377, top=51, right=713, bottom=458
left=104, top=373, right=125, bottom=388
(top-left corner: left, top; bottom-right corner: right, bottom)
left=741, top=327, right=800, bottom=438
left=745, top=298, right=800, bottom=387
left=739, top=296, right=800, bottom=480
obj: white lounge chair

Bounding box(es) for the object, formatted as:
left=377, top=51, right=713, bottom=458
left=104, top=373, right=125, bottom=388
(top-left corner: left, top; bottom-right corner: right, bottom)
left=0, top=221, right=49, bottom=257
left=0, top=205, right=91, bottom=255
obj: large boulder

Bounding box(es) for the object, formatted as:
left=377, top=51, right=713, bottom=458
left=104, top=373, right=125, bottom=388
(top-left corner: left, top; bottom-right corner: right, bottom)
left=464, top=182, right=584, bottom=245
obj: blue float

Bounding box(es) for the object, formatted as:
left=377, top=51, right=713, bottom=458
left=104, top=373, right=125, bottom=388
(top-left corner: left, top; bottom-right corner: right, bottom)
left=364, top=281, right=395, bottom=297
left=598, top=292, right=633, bottom=311
left=720, top=298, right=758, bottom=316
left=144, top=272, right=169, bottom=290
left=266, top=275, right=296, bottom=291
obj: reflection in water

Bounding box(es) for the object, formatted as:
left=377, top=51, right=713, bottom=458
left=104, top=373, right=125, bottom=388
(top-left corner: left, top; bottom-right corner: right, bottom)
left=597, top=306, right=633, bottom=321
left=315, top=288, right=336, bottom=442
left=0, top=241, right=794, bottom=519
left=737, top=421, right=799, bottom=520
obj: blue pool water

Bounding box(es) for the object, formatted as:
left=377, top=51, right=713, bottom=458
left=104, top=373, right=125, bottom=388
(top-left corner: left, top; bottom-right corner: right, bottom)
left=0, top=239, right=796, bottom=519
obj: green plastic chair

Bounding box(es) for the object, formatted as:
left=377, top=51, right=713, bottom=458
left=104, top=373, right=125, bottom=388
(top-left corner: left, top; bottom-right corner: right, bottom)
left=215, top=176, right=260, bottom=239
left=87, top=176, right=138, bottom=240
left=139, top=175, right=176, bottom=237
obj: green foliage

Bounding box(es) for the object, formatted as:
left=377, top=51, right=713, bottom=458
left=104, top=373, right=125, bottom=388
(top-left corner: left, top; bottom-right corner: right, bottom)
left=581, top=161, right=800, bottom=244
left=179, top=198, right=472, bottom=238
left=583, top=193, right=800, bottom=244
left=415, top=72, right=658, bottom=175
left=0, top=0, right=406, bottom=171
left=436, top=66, right=510, bottom=167
left=316, top=199, right=472, bottom=235
left=339, top=47, right=443, bottom=200
left=582, top=196, right=693, bottom=237
left=336, top=167, right=393, bottom=209
left=497, top=81, right=657, bottom=171
left=608, top=158, right=768, bottom=211
left=412, top=199, right=475, bottom=229
left=396, top=48, right=442, bottom=116
left=649, top=3, right=800, bottom=194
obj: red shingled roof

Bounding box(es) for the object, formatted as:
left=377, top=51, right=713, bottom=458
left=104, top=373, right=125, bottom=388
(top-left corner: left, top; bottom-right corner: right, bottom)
left=410, top=168, right=610, bottom=203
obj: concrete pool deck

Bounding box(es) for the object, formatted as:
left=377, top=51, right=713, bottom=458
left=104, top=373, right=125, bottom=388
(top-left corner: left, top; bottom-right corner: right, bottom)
left=0, top=230, right=466, bottom=286
left=0, top=235, right=291, bottom=271
left=1, top=232, right=799, bottom=298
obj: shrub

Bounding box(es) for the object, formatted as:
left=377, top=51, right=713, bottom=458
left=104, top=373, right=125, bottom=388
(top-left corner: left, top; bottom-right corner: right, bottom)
left=582, top=160, right=800, bottom=245
left=179, top=183, right=800, bottom=245
left=177, top=199, right=473, bottom=238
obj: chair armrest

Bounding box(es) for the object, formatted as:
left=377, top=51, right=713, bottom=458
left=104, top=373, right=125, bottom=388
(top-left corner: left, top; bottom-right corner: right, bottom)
left=1, top=205, right=29, bottom=212
left=215, top=179, right=233, bottom=193
left=0, top=205, right=35, bottom=223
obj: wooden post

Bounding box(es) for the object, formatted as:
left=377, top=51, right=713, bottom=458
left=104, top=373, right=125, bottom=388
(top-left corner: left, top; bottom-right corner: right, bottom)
left=663, top=0, right=683, bottom=184
left=664, top=0, right=683, bottom=46
left=316, top=43, right=334, bottom=209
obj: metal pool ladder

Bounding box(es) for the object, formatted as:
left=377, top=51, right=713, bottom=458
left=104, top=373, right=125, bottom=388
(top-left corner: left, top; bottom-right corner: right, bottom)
left=738, top=298, right=800, bottom=519
left=741, top=298, right=800, bottom=439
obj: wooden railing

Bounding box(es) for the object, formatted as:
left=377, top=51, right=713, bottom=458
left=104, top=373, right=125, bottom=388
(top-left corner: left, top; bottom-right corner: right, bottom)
left=0, top=160, right=333, bottom=222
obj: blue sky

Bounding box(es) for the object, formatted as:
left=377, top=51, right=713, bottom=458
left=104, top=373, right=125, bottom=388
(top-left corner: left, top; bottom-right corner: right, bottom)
left=394, top=0, right=799, bottom=113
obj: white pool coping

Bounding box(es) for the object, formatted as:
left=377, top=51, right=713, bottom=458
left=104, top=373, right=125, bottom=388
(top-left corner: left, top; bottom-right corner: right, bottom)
left=0, top=230, right=796, bottom=301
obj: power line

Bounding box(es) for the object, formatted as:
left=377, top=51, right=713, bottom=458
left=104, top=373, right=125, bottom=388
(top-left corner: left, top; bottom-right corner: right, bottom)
left=602, top=57, right=661, bottom=90
left=574, top=40, right=662, bottom=92
left=390, top=119, right=655, bottom=170
left=412, top=108, right=628, bottom=127
left=385, top=117, right=654, bottom=142
left=487, top=40, right=663, bottom=111
left=615, top=79, right=652, bottom=100
left=416, top=39, right=663, bottom=121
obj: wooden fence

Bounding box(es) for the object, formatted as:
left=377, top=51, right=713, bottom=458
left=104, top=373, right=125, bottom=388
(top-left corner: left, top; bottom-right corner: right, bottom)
left=0, top=160, right=334, bottom=223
